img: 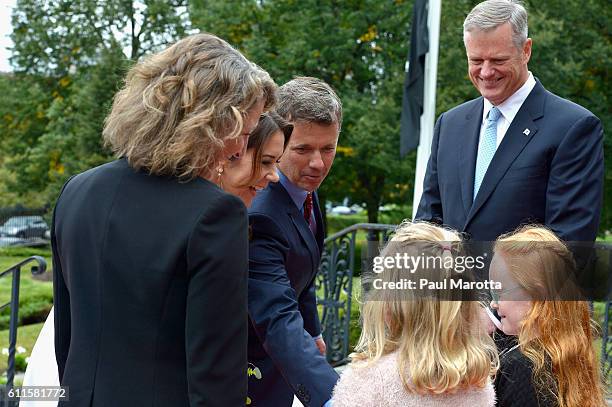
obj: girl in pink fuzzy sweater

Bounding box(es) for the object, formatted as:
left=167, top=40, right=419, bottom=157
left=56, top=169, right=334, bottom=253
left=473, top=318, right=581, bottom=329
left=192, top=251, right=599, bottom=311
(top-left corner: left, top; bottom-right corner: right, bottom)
left=332, top=221, right=498, bottom=407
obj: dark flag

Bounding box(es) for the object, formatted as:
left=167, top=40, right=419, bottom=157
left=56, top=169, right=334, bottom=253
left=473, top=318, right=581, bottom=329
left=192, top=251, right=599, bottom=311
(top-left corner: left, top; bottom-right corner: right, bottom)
left=400, top=0, right=429, bottom=157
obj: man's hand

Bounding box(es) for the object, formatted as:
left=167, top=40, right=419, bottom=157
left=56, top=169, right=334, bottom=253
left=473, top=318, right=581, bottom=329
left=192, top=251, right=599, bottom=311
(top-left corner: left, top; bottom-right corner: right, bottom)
left=314, top=337, right=326, bottom=356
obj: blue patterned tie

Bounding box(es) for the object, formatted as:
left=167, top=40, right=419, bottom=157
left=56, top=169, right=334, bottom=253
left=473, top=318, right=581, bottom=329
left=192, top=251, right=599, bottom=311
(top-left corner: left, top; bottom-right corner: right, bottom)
left=473, top=106, right=502, bottom=200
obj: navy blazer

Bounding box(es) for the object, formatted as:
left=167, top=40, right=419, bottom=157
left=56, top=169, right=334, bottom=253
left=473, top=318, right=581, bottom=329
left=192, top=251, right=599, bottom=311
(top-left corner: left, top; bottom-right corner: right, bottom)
left=247, top=181, right=339, bottom=407
left=416, top=80, right=603, bottom=242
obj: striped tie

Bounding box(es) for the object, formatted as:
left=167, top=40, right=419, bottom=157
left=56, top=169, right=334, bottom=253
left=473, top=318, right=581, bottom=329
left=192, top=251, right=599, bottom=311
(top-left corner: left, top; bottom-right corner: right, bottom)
left=473, top=106, right=502, bottom=200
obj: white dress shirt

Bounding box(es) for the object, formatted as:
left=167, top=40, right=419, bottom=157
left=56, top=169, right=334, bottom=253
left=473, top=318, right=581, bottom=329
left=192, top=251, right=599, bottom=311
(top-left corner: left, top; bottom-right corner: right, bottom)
left=479, top=72, right=536, bottom=148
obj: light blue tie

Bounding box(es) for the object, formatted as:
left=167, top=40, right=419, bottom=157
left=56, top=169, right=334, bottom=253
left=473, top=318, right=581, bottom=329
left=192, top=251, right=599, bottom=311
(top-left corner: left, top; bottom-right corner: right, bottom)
left=473, top=106, right=502, bottom=200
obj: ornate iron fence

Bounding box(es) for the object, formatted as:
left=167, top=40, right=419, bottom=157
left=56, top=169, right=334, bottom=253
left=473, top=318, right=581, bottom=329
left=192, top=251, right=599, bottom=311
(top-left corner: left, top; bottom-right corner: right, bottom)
left=316, top=223, right=395, bottom=366
left=0, top=256, right=47, bottom=407
left=604, top=301, right=611, bottom=384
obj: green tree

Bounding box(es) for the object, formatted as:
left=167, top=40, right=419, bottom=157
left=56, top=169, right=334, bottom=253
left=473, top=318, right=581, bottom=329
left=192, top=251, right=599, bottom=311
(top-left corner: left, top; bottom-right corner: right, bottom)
left=2, top=0, right=609, bottom=233
left=11, top=0, right=190, bottom=76
left=524, top=0, right=610, bottom=233
left=0, top=73, right=52, bottom=206
left=2, top=0, right=190, bottom=206
left=191, top=0, right=416, bottom=223
left=23, top=46, right=129, bottom=205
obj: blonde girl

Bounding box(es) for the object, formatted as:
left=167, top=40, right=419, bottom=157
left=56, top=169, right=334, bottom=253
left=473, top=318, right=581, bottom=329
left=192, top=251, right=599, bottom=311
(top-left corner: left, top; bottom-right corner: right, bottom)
left=332, top=221, right=498, bottom=406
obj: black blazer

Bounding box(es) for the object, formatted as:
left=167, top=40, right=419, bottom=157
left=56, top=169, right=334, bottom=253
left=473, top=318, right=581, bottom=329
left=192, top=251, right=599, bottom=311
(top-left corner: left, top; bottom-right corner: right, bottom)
left=494, top=337, right=557, bottom=407
left=246, top=181, right=338, bottom=407
left=416, top=80, right=603, bottom=241
left=52, top=158, right=249, bottom=406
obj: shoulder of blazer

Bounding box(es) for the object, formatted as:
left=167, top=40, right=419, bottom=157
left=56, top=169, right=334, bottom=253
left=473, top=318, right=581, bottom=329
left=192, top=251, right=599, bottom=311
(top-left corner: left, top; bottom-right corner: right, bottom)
left=66, top=158, right=223, bottom=196
left=535, top=80, right=597, bottom=122
left=57, top=159, right=131, bottom=205
left=249, top=182, right=296, bottom=216
left=516, top=79, right=591, bottom=126
left=66, top=158, right=126, bottom=185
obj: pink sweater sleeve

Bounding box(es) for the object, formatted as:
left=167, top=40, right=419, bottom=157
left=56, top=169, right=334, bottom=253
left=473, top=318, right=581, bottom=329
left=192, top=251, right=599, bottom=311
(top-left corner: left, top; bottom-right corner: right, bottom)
left=331, top=361, right=384, bottom=407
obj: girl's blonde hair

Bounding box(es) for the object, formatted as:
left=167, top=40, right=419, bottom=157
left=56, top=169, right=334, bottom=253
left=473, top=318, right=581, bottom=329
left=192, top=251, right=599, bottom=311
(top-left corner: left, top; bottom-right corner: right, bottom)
left=494, top=225, right=606, bottom=407
left=353, top=221, right=498, bottom=394
left=103, top=33, right=276, bottom=180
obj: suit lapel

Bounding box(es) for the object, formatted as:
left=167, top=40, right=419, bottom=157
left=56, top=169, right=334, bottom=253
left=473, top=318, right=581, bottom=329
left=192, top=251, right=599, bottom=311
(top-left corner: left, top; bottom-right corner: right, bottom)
left=465, top=81, right=546, bottom=228
left=271, top=182, right=319, bottom=268
left=312, top=192, right=324, bottom=252
left=459, top=100, right=484, bottom=217
left=288, top=210, right=320, bottom=269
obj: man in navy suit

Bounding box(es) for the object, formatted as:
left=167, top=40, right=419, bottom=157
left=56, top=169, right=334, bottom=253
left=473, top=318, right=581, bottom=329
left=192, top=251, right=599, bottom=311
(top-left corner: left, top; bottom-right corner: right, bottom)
left=416, top=4, right=604, bottom=402
left=416, top=0, right=603, bottom=242
left=247, top=77, right=341, bottom=406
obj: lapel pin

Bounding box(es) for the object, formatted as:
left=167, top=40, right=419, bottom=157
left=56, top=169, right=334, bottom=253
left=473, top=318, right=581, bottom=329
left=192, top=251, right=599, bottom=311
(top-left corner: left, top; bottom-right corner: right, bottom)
left=523, top=128, right=530, bottom=136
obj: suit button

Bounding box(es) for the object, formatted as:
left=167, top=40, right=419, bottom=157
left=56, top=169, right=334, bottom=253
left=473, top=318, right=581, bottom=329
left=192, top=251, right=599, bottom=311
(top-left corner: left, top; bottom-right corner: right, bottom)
left=296, top=384, right=311, bottom=404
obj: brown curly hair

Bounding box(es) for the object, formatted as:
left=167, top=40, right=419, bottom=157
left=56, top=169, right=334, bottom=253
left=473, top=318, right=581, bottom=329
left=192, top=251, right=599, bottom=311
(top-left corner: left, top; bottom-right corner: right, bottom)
left=103, top=33, right=276, bottom=180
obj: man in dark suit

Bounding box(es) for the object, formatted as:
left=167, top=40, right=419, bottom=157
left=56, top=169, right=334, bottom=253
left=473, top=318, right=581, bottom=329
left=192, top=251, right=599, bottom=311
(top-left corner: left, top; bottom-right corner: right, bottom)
left=416, top=0, right=603, bottom=242
left=415, top=2, right=604, bottom=401
left=247, top=77, right=341, bottom=407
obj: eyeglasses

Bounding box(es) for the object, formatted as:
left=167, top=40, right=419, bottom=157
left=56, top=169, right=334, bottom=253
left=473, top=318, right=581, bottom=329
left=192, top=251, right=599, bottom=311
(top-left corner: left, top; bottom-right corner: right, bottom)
left=490, top=285, right=523, bottom=303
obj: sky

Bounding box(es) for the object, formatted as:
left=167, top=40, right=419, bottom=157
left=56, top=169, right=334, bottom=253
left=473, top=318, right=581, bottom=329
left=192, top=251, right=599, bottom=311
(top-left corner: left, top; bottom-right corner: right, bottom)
left=0, top=0, right=16, bottom=72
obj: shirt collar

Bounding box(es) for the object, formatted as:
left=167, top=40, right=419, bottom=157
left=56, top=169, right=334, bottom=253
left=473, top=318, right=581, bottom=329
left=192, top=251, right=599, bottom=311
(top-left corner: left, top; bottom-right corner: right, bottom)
left=278, top=170, right=310, bottom=210
left=482, top=72, right=536, bottom=124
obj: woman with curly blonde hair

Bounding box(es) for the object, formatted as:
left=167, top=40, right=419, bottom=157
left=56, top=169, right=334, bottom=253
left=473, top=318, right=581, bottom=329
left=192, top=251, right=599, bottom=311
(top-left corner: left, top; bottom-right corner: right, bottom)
left=332, top=221, right=498, bottom=406
left=103, top=32, right=276, bottom=180
left=490, top=226, right=606, bottom=407
left=33, top=33, right=277, bottom=407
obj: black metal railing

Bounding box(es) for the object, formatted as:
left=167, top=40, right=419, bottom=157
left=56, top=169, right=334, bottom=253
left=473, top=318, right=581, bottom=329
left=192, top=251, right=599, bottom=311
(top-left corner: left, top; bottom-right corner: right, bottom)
left=0, top=256, right=46, bottom=405
left=316, top=223, right=395, bottom=366
left=603, top=301, right=611, bottom=384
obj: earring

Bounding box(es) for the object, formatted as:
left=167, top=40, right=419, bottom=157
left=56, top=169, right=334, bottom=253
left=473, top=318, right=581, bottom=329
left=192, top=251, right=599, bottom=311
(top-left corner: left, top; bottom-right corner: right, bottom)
left=216, top=164, right=224, bottom=189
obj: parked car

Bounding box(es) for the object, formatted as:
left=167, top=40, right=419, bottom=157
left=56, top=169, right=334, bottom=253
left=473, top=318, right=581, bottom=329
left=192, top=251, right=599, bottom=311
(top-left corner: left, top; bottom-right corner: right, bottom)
left=330, top=205, right=357, bottom=215
left=0, top=216, right=49, bottom=239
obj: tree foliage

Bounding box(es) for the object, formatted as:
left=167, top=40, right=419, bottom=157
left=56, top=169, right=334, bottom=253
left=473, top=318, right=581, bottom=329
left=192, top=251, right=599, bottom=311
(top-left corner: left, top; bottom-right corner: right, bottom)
left=191, top=0, right=610, bottom=228
left=192, top=0, right=416, bottom=223
left=1, top=0, right=189, bottom=206
left=1, top=0, right=610, bottom=232
left=11, top=0, right=190, bottom=76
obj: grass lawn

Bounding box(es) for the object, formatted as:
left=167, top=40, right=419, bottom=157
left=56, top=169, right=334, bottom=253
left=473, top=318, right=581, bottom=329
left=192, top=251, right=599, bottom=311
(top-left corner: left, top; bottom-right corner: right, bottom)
left=0, top=247, right=53, bottom=374
left=0, top=248, right=53, bottom=327
left=0, top=322, right=45, bottom=373
left=0, top=261, right=52, bottom=305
